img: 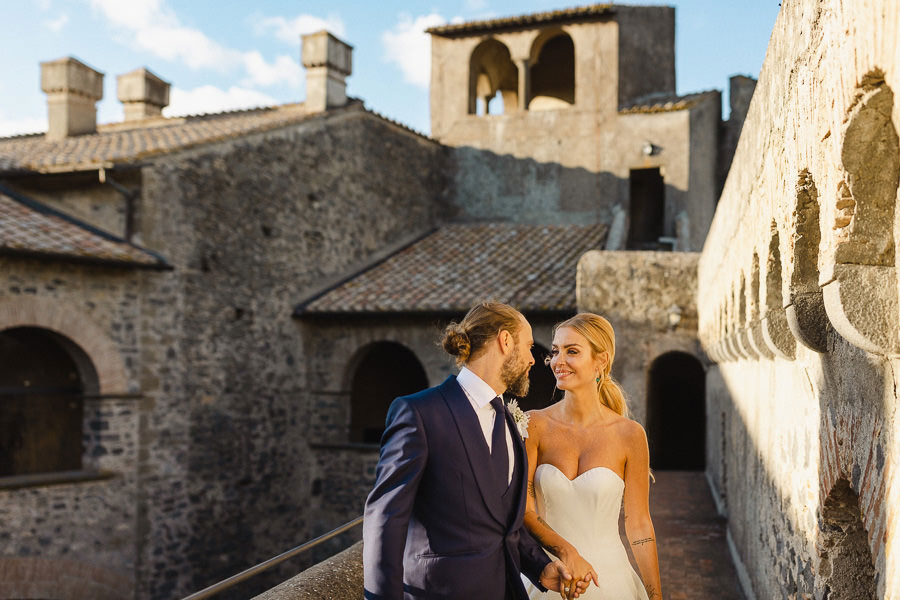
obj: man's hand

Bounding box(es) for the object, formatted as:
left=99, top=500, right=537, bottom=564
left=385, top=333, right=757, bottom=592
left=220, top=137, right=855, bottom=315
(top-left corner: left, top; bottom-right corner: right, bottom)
left=539, top=559, right=590, bottom=599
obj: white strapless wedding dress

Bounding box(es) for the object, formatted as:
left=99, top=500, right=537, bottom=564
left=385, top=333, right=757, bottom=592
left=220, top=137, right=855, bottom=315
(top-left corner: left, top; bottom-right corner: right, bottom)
left=523, top=463, right=649, bottom=600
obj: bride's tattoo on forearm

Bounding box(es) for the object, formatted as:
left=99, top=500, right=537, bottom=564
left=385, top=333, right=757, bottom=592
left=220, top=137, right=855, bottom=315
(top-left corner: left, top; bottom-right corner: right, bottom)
left=631, top=537, right=655, bottom=547
left=527, top=480, right=536, bottom=498
left=644, top=584, right=660, bottom=599
left=535, top=516, right=564, bottom=556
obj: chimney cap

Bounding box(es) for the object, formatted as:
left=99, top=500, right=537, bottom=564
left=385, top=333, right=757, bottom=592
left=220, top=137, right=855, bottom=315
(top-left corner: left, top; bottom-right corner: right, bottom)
left=117, top=67, right=170, bottom=107
left=301, top=30, right=353, bottom=76
left=40, top=56, right=104, bottom=100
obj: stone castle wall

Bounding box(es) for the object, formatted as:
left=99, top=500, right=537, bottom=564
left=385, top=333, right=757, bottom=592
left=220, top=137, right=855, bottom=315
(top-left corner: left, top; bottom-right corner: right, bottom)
left=0, top=108, right=449, bottom=600
left=0, top=259, right=145, bottom=598
left=577, top=250, right=701, bottom=424
left=698, top=1, right=900, bottom=597
left=134, top=108, right=447, bottom=599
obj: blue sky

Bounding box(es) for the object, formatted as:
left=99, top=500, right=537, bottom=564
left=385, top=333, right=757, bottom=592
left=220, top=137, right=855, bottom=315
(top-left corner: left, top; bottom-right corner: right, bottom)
left=0, top=1, right=781, bottom=136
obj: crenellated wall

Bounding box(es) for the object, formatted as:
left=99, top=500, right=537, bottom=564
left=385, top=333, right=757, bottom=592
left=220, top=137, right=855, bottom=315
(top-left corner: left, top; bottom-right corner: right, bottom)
left=698, top=1, right=900, bottom=597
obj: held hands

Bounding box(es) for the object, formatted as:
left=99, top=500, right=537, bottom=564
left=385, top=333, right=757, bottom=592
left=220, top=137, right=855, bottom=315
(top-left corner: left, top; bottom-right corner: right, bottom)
left=539, top=559, right=592, bottom=599
left=560, top=549, right=599, bottom=594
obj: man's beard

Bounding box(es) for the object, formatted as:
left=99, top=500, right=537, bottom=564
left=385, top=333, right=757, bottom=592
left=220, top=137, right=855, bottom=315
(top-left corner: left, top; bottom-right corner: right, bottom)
left=501, top=346, right=531, bottom=397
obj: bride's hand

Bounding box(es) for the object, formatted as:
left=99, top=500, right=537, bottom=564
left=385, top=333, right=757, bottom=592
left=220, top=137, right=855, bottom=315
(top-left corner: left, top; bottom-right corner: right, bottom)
left=559, top=549, right=599, bottom=593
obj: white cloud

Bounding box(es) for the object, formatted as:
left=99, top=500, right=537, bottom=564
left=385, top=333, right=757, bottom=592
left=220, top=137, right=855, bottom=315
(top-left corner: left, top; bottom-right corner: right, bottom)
left=44, top=13, right=69, bottom=32
left=241, top=52, right=303, bottom=88
left=0, top=114, right=47, bottom=138
left=255, top=14, right=346, bottom=45
left=382, top=13, right=447, bottom=88
left=163, top=85, right=278, bottom=117
left=88, top=0, right=301, bottom=88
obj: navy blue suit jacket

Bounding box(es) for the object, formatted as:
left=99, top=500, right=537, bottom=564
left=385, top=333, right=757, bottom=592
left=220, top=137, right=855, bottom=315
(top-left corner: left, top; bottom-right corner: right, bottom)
left=363, top=376, right=551, bottom=599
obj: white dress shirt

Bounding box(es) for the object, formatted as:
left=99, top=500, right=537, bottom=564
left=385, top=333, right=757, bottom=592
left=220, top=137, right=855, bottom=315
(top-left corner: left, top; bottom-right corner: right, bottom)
left=456, top=366, right=515, bottom=484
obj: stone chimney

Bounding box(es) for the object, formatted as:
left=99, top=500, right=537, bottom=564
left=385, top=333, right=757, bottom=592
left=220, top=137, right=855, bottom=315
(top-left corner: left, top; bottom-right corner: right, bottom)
left=117, top=68, right=170, bottom=121
left=40, top=56, right=104, bottom=140
left=301, top=31, right=353, bottom=112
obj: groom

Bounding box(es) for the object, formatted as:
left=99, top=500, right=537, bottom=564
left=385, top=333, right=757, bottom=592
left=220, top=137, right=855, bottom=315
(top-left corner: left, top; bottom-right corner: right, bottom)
left=363, top=301, right=586, bottom=599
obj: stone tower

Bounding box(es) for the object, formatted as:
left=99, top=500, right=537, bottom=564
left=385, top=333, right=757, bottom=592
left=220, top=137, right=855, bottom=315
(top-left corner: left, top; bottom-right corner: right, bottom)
left=427, top=4, right=726, bottom=252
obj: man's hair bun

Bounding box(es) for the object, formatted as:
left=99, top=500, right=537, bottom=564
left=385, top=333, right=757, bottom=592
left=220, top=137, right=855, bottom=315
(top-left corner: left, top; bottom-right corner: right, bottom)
left=442, top=324, right=472, bottom=363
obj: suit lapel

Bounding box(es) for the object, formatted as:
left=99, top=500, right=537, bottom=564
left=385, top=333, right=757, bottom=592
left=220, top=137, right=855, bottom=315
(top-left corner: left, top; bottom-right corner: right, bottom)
left=505, top=407, right=529, bottom=527
left=439, top=376, right=506, bottom=526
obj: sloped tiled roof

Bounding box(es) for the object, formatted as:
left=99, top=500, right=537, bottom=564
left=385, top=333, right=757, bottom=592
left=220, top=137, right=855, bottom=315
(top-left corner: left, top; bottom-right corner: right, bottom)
left=0, top=101, right=362, bottom=174
left=619, top=90, right=720, bottom=114
left=0, top=185, right=169, bottom=268
left=296, top=222, right=608, bottom=315
left=426, top=3, right=614, bottom=36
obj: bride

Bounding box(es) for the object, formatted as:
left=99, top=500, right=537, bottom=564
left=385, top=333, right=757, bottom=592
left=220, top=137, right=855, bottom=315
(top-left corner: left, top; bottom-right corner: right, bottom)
left=522, top=313, right=661, bottom=600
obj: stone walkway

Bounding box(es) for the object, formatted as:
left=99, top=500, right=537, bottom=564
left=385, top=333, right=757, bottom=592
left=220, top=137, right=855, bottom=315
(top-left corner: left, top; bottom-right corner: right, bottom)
left=619, top=471, right=746, bottom=600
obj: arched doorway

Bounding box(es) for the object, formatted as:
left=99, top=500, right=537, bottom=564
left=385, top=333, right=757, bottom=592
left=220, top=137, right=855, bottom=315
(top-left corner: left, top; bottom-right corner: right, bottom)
left=645, top=352, right=705, bottom=470
left=816, top=478, right=876, bottom=599
left=0, top=327, right=88, bottom=476
left=349, top=342, right=428, bottom=444
left=517, top=344, right=560, bottom=411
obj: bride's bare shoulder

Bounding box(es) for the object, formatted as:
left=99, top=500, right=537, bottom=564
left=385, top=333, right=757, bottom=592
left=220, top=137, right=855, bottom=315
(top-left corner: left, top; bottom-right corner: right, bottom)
left=613, top=417, right=648, bottom=449
left=525, top=406, right=556, bottom=437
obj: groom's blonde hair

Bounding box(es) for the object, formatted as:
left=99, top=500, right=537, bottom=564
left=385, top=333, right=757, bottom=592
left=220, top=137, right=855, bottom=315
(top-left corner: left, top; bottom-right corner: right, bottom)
left=442, top=301, right=524, bottom=366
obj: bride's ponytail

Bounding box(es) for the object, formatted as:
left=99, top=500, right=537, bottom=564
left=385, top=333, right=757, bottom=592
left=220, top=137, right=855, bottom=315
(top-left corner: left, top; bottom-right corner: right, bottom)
left=598, top=374, right=629, bottom=418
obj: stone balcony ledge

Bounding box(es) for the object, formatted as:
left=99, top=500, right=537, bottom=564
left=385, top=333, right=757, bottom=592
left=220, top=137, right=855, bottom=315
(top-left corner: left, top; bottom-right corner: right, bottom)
left=252, top=541, right=363, bottom=600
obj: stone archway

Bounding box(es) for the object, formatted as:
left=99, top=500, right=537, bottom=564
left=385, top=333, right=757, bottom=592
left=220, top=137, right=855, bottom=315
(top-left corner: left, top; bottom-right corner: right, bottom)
left=348, top=341, right=428, bottom=444
left=0, top=297, right=128, bottom=395
left=0, top=327, right=90, bottom=476
left=528, top=31, right=575, bottom=109
left=469, top=38, right=518, bottom=115
left=645, top=351, right=705, bottom=470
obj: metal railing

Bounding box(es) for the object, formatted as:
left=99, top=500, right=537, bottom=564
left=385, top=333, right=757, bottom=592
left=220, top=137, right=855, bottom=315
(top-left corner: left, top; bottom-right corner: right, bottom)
left=180, top=515, right=363, bottom=600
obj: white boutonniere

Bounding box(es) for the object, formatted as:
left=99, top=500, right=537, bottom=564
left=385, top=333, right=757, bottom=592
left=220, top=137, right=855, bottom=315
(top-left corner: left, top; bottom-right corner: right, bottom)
left=507, top=399, right=529, bottom=439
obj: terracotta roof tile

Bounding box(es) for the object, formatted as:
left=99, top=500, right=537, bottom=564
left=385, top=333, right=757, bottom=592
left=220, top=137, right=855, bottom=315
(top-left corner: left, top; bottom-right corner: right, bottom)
left=619, top=90, right=719, bottom=114
left=0, top=102, right=364, bottom=174
left=298, top=222, right=607, bottom=315
left=0, top=186, right=168, bottom=268
left=427, top=3, right=615, bottom=36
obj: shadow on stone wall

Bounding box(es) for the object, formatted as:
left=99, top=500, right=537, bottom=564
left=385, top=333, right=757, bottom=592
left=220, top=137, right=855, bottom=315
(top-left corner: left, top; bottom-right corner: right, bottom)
left=709, top=331, right=886, bottom=598
left=446, top=145, right=694, bottom=250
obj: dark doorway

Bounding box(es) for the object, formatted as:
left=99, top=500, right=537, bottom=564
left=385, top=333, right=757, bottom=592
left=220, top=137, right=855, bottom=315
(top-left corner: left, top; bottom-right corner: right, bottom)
left=349, top=342, right=428, bottom=444
left=627, top=168, right=666, bottom=250
left=645, top=352, right=705, bottom=470
left=817, top=478, right=876, bottom=599
left=0, top=327, right=85, bottom=476
left=516, top=344, right=561, bottom=411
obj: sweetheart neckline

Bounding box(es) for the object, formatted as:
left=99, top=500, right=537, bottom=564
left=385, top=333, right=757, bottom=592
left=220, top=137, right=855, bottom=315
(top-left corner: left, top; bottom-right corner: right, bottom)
left=536, top=462, right=625, bottom=485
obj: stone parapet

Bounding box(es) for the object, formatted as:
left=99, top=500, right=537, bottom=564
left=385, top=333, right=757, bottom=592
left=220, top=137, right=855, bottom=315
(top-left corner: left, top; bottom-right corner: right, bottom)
left=696, top=2, right=900, bottom=598
left=252, top=541, right=363, bottom=600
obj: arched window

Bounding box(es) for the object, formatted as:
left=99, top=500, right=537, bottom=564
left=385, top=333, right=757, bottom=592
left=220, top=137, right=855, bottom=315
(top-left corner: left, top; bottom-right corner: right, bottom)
left=0, top=327, right=89, bottom=476
left=528, top=32, right=575, bottom=110
left=349, top=342, right=428, bottom=444
left=516, top=344, right=561, bottom=411
left=469, top=39, right=518, bottom=115
left=645, top=352, right=705, bottom=470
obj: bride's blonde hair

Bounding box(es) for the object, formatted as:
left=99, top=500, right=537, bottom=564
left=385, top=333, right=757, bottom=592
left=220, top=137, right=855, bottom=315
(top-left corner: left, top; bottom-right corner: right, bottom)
left=553, top=312, right=629, bottom=417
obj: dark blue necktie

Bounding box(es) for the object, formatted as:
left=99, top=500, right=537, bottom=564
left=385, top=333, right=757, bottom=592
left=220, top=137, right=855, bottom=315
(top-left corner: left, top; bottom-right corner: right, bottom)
left=489, top=396, right=509, bottom=487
